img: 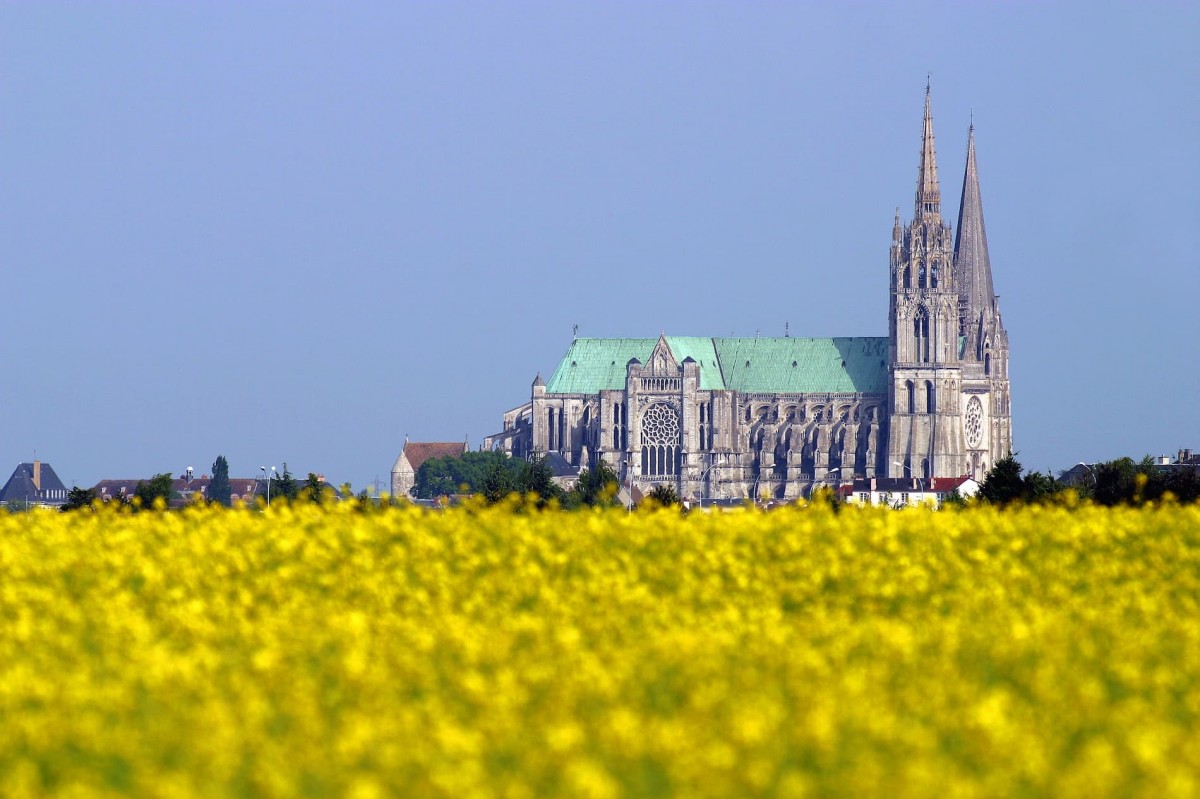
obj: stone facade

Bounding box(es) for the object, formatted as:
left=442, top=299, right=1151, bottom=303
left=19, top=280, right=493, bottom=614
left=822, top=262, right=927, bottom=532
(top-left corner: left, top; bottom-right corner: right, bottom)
left=485, top=86, right=1012, bottom=500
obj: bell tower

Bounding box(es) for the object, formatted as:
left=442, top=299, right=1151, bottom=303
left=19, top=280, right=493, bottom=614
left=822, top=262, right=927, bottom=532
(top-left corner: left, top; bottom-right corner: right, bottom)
left=887, top=83, right=968, bottom=480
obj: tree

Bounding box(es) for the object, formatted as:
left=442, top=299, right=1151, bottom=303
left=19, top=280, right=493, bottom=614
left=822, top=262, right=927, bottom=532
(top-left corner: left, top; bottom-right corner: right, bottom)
left=978, top=454, right=1026, bottom=506
left=415, top=456, right=463, bottom=498
left=302, top=473, right=327, bottom=504
left=61, top=486, right=97, bottom=512
left=1161, top=464, right=1200, bottom=504
left=1090, top=456, right=1200, bottom=506
left=569, top=460, right=620, bottom=508
left=273, top=463, right=300, bottom=502
left=978, top=453, right=1065, bottom=507
left=209, top=456, right=232, bottom=506
left=414, top=451, right=525, bottom=499
left=482, top=459, right=517, bottom=503
left=134, top=473, right=176, bottom=509
left=643, top=483, right=680, bottom=508
left=517, top=455, right=565, bottom=508
left=1022, top=469, right=1060, bottom=503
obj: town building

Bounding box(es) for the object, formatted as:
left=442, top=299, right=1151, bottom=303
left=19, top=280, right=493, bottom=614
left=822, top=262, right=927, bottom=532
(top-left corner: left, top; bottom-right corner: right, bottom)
left=0, top=461, right=69, bottom=507
left=390, top=439, right=470, bottom=499
left=94, top=475, right=261, bottom=507
left=485, top=85, right=1012, bottom=501
left=842, top=476, right=980, bottom=507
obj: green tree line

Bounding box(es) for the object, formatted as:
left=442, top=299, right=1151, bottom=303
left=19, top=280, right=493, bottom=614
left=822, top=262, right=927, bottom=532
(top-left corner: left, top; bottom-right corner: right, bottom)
left=978, top=453, right=1200, bottom=507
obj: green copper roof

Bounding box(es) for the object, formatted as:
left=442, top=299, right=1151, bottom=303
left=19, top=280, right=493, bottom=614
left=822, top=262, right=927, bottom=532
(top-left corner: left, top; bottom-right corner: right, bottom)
left=544, top=337, right=724, bottom=393
left=714, top=337, right=888, bottom=393
left=543, top=336, right=888, bottom=394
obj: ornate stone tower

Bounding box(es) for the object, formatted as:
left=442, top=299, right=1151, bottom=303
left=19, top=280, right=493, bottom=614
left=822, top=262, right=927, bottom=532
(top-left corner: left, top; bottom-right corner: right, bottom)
left=888, top=85, right=969, bottom=480
left=953, top=123, right=1012, bottom=478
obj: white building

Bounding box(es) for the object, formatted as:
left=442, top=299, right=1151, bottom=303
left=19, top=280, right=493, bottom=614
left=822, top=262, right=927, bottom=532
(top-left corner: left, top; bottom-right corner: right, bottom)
left=843, top=476, right=980, bottom=507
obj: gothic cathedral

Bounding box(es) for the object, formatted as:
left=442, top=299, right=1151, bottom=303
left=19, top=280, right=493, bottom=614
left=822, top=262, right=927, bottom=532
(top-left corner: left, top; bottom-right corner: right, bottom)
left=485, top=86, right=1012, bottom=499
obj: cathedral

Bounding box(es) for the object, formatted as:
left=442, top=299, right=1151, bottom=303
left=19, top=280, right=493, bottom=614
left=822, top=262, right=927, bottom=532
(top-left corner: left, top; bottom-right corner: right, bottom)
left=484, top=86, right=1012, bottom=500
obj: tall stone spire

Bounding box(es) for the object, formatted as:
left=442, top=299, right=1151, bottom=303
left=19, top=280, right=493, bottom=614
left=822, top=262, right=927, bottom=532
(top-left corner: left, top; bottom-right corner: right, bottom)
left=953, top=123, right=996, bottom=354
left=914, top=80, right=941, bottom=221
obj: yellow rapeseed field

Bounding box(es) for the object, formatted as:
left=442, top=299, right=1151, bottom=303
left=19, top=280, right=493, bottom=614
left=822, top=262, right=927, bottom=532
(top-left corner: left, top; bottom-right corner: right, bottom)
left=1, top=499, right=1198, bottom=798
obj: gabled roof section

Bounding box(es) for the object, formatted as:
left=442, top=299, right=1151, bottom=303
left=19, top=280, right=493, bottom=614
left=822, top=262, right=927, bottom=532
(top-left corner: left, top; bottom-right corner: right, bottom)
left=713, top=337, right=888, bottom=393
left=545, top=337, right=724, bottom=393
left=544, top=336, right=887, bottom=394
left=645, top=334, right=680, bottom=373
left=402, top=442, right=469, bottom=472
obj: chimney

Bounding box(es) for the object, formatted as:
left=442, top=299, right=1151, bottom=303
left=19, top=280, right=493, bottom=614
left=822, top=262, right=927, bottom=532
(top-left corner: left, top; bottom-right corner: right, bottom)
left=32, top=461, right=41, bottom=491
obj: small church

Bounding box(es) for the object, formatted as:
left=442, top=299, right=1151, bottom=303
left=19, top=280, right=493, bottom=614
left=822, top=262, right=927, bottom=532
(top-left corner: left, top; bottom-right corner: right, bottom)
left=485, top=86, right=1012, bottom=500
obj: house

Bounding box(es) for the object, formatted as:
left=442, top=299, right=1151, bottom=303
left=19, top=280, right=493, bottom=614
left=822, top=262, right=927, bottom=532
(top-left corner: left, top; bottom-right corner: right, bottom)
left=845, top=476, right=979, bottom=507
left=93, top=475, right=262, bottom=507
left=390, top=440, right=470, bottom=499
left=0, top=461, right=69, bottom=507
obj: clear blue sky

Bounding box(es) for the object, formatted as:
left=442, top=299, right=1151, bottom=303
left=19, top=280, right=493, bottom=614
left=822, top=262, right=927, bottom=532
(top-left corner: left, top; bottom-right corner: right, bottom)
left=2, top=2, right=1197, bottom=489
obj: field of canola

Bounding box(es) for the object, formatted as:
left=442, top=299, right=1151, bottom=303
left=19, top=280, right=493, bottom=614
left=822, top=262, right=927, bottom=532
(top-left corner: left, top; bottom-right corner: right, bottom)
left=1, top=499, right=1199, bottom=799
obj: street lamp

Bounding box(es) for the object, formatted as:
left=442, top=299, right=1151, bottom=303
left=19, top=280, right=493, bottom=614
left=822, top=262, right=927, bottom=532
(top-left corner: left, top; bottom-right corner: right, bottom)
left=260, top=465, right=276, bottom=506
left=893, top=461, right=924, bottom=498
left=623, top=456, right=633, bottom=513
left=823, top=467, right=844, bottom=497
left=698, top=453, right=717, bottom=507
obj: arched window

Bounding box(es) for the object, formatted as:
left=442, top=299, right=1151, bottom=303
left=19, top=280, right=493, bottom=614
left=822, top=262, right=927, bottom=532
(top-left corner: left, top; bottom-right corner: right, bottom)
left=925, top=380, right=935, bottom=414
left=696, top=400, right=714, bottom=450
left=612, top=402, right=627, bottom=450
left=639, top=403, right=680, bottom=477
left=930, top=260, right=939, bottom=288
left=984, top=352, right=992, bottom=375
left=903, top=267, right=911, bottom=289
left=914, top=307, right=930, bottom=362
left=548, top=408, right=556, bottom=450
left=906, top=381, right=915, bottom=414
left=921, top=458, right=930, bottom=480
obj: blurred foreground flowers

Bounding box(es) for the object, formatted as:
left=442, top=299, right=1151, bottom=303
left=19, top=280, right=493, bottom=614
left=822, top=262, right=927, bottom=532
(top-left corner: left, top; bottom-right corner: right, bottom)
left=1, top=499, right=1198, bottom=798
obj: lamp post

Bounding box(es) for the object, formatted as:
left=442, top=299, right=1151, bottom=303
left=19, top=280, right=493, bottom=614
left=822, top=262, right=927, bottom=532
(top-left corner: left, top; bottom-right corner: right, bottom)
left=260, top=465, right=276, bottom=507
left=624, top=455, right=633, bottom=513
left=696, top=452, right=717, bottom=507
left=824, top=466, right=843, bottom=497
left=893, top=461, right=924, bottom=500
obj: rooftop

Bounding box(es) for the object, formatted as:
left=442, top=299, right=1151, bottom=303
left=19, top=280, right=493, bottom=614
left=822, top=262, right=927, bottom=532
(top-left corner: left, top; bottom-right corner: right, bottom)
left=544, top=336, right=888, bottom=395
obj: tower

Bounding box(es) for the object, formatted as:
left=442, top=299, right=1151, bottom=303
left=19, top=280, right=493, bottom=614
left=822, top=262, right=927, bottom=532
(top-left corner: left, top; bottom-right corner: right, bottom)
left=953, top=123, right=1012, bottom=478
left=888, top=84, right=968, bottom=480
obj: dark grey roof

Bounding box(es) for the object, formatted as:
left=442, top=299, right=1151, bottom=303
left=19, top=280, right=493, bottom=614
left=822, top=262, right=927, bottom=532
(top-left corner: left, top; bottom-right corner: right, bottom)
left=94, top=476, right=263, bottom=507
left=542, top=452, right=578, bottom=477
left=0, top=462, right=69, bottom=504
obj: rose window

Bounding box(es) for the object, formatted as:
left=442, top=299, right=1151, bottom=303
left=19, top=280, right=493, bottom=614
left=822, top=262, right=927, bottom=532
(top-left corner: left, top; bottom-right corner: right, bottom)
left=964, top=396, right=984, bottom=449
left=640, top=403, right=680, bottom=476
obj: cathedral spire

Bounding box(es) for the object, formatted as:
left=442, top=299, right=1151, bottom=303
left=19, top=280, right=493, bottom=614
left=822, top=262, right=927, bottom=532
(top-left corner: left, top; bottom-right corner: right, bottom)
left=953, top=123, right=996, bottom=355
left=914, top=80, right=942, bottom=221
